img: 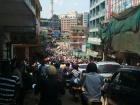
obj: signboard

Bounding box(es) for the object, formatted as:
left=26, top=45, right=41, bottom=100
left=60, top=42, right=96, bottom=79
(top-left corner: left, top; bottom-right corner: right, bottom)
left=112, top=0, right=132, bottom=13
left=52, top=31, right=60, bottom=37
left=88, top=37, right=101, bottom=45
left=82, top=44, right=86, bottom=52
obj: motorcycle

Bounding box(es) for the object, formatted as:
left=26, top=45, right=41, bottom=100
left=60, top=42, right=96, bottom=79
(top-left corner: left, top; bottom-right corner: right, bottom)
left=69, top=77, right=82, bottom=101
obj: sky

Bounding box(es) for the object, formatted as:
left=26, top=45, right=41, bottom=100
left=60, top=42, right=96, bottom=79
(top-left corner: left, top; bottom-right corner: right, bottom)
left=40, top=0, right=90, bottom=19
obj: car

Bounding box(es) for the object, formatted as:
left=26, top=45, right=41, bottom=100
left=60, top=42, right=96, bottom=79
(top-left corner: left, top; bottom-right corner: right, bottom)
left=78, top=63, right=88, bottom=73
left=103, top=66, right=140, bottom=105
left=95, top=61, right=121, bottom=78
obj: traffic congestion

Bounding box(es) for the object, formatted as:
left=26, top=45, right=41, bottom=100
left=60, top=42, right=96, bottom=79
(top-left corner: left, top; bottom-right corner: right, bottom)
left=0, top=0, right=140, bottom=105
left=0, top=53, right=139, bottom=105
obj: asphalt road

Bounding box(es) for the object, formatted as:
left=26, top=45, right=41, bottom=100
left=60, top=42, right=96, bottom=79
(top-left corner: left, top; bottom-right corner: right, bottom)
left=61, top=89, right=81, bottom=105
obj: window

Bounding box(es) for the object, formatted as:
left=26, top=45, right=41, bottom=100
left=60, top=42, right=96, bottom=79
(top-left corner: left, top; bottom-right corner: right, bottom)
left=119, top=72, right=140, bottom=89
left=97, top=64, right=120, bottom=73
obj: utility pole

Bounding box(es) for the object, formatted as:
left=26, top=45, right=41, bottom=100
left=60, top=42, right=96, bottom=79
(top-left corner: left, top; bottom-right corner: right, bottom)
left=50, top=0, right=54, bottom=31
left=50, top=0, right=54, bottom=17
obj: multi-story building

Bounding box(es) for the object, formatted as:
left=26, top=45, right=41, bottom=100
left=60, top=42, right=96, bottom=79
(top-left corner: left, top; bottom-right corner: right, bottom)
left=107, top=0, right=140, bottom=64
left=65, top=25, right=88, bottom=56
left=0, top=0, right=42, bottom=60
left=40, top=18, right=51, bottom=29
left=60, top=11, right=78, bottom=33
left=88, top=0, right=107, bottom=57
left=77, top=13, right=83, bottom=26
left=83, top=12, right=89, bottom=27
left=50, top=15, right=61, bottom=37
left=51, top=15, right=60, bottom=31
left=69, top=26, right=88, bottom=50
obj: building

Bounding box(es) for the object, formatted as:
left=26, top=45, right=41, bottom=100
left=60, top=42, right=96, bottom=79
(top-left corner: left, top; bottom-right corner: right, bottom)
left=60, top=11, right=78, bottom=33
left=60, top=16, right=71, bottom=33
left=0, top=0, right=42, bottom=60
left=65, top=25, right=88, bottom=57
left=77, top=13, right=83, bottom=26
left=110, top=0, right=140, bottom=16
left=40, top=18, right=51, bottom=29
left=88, top=0, right=107, bottom=57
left=108, top=0, right=140, bottom=64
left=50, top=15, right=61, bottom=37
left=83, top=12, right=89, bottom=27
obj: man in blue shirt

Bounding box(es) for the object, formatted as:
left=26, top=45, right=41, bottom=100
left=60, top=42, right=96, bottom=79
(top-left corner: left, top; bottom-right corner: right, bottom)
left=81, top=62, right=104, bottom=105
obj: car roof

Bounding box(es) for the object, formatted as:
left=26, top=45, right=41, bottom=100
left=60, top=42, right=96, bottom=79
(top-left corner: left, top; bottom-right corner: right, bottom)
left=95, top=61, right=120, bottom=65
left=119, top=66, right=140, bottom=72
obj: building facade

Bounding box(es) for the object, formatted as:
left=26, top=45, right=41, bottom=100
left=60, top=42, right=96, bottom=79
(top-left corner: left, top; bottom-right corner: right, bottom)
left=40, top=18, right=51, bottom=29
left=60, top=11, right=78, bottom=33
left=88, top=0, right=107, bottom=57
left=50, top=15, right=61, bottom=37
left=83, top=12, right=89, bottom=27
left=0, top=0, right=42, bottom=60
left=64, top=25, right=88, bottom=57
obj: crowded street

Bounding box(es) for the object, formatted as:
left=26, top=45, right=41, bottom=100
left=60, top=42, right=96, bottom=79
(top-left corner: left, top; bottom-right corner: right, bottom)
left=0, top=0, right=140, bottom=105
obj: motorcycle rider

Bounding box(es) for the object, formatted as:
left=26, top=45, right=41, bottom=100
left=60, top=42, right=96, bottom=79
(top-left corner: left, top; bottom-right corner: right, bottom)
left=81, top=62, right=104, bottom=105
left=69, top=64, right=81, bottom=100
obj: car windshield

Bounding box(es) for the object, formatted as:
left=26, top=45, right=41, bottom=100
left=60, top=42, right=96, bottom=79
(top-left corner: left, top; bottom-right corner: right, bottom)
left=98, top=64, right=120, bottom=73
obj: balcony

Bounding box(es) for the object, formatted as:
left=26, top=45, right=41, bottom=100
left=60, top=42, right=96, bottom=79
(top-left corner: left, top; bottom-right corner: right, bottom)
left=0, top=0, right=41, bottom=28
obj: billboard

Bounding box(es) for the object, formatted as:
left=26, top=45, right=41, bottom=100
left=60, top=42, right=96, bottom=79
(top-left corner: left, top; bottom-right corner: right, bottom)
left=52, top=31, right=60, bottom=37
left=111, top=0, right=132, bottom=13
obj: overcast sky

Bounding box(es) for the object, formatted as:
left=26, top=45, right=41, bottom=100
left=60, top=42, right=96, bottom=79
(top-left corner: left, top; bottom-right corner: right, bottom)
left=40, top=0, right=90, bottom=18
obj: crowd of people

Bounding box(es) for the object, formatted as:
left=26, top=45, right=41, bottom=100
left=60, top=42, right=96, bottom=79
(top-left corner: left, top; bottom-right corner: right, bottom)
left=0, top=55, right=104, bottom=105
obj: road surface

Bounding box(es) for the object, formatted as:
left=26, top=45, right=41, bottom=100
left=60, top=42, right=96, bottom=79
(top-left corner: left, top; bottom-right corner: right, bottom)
left=61, top=89, right=81, bottom=105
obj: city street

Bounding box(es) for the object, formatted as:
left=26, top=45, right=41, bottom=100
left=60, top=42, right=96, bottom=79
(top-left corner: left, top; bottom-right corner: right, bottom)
left=0, top=0, right=140, bottom=105
left=61, top=89, right=81, bottom=105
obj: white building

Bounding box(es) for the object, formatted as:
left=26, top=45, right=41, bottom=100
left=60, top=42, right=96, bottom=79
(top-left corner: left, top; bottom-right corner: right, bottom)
left=88, top=0, right=108, bottom=57
left=89, top=0, right=107, bottom=37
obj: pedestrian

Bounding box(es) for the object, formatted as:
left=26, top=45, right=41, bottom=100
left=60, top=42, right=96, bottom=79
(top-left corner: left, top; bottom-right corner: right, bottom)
left=80, top=62, right=104, bottom=105
left=35, top=65, right=64, bottom=105
left=0, top=60, right=21, bottom=105
left=11, top=59, right=24, bottom=105
left=38, top=61, right=48, bottom=77
left=22, top=65, right=38, bottom=105
left=89, top=56, right=94, bottom=63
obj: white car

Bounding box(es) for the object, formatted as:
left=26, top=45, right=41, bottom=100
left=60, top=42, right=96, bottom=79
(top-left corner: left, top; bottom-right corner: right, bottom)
left=95, top=61, right=121, bottom=78
left=78, top=64, right=88, bottom=73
